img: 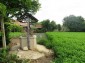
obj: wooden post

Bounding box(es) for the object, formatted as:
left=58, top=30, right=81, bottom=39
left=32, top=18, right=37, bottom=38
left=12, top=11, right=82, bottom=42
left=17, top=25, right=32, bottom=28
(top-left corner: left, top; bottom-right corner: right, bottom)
left=27, top=17, right=30, bottom=49
left=1, top=17, right=6, bottom=48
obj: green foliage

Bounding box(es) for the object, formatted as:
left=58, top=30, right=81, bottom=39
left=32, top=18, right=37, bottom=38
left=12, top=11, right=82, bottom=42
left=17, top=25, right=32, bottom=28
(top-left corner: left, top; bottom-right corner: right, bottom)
left=42, top=32, right=85, bottom=63
left=57, top=24, right=61, bottom=31
left=0, top=22, right=23, bottom=45
left=0, top=0, right=40, bottom=20
left=36, top=33, right=52, bottom=49
left=38, top=38, right=48, bottom=45
left=0, top=3, right=6, bottom=17
left=63, top=15, right=85, bottom=32
left=10, top=24, right=23, bottom=32
left=9, top=32, right=25, bottom=38
left=40, top=19, right=57, bottom=32
left=0, top=22, right=23, bottom=46
left=0, top=48, right=29, bottom=63
left=5, top=22, right=23, bottom=32
left=38, top=38, right=52, bottom=49
left=50, top=21, right=57, bottom=31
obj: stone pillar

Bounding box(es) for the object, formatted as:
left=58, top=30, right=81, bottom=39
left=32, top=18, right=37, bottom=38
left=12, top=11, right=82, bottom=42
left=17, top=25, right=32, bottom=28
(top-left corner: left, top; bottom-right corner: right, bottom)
left=20, top=36, right=28, bottom=50
left=29, top=35, right=37, bottom=50
left=20, top=35, right=37, bottom=50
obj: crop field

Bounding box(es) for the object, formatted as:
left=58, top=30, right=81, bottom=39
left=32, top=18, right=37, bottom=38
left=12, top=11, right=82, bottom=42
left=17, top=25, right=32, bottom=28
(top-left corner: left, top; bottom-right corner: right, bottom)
left=45, top=32, right=85, bottom=63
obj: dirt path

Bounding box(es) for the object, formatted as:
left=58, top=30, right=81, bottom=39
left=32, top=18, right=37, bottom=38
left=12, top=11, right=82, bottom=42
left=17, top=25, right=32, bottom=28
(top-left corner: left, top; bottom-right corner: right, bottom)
left=30, top=45, right=54, bottom=63
left=16, top=45, right=54, bottom=63
left=30, top=55, right=54, bottom=63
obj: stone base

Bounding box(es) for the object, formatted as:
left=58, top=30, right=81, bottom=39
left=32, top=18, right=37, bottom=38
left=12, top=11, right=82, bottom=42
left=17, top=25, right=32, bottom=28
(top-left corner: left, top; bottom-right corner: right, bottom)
left=20, top=35, right=37, bottom=50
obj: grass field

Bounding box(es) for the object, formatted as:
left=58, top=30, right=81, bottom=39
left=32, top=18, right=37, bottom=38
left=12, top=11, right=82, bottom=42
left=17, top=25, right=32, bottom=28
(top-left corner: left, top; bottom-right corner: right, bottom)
left=44, top=32, right=85, bottom=63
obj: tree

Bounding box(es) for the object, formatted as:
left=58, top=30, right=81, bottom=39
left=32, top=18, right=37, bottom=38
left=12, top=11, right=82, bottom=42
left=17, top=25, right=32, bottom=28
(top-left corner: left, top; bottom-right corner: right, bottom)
left=0, top=0, right=40, bottom=20
left=50, top=21, right=57, bottom=31
left=63, top=15, right=85, bottom=32
left=57, top=24, right=61, bottom=31
left=41, top=19, right=57, bottom=32
left=0, top=3, right=7, bottom=48
left=41, top=19, right=50, bottom=32
left=0, top=0, right=40, bottom=48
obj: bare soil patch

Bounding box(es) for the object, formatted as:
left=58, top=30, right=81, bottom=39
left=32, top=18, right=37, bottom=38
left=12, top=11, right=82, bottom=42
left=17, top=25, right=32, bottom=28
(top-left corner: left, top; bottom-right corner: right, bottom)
left=30, top=55, right=54, bottom=63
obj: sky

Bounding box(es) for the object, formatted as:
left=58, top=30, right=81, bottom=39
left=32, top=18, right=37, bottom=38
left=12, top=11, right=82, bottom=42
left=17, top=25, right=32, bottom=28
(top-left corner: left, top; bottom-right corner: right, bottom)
left=34, top=0, right=85, bottom=24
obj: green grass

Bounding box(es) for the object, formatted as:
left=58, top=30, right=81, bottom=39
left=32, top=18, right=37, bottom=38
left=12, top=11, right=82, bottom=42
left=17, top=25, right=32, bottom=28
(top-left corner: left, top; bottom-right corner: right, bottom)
left=44, top=32, right=85, bottom=63
left=9, top=32, right=26, bottom=38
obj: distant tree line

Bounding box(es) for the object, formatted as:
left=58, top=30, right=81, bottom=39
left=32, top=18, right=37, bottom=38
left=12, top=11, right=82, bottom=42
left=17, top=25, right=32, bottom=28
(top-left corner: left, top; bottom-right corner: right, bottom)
left=35, top=19, right=61, bottom=32
left=35, top=15, right=85, bottom=32
left=62, top=15, right=85, bottom=32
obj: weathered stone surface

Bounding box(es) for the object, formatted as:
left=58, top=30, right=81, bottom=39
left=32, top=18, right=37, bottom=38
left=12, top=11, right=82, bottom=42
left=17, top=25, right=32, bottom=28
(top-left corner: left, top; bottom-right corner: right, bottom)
left=20, top=35, right=37, bottom=50
left=17, top=50, right=45, bottom=59
left=23, top=46, right=28, bottom=50
left=36, top=45, right=54, bottom=56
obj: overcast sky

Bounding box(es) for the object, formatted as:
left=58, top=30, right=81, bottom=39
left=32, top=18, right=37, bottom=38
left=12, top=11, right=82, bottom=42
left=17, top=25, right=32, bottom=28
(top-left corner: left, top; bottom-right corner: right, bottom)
left=34, top=0, right=85, bottom=24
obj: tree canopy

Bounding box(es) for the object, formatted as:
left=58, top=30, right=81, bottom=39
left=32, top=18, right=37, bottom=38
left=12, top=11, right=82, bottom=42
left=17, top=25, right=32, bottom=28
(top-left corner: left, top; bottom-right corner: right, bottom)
left=41, top=19, right=57, bottom=32
left=0, top=0, right=40, bottom=20
left=63, top=15, right=85, bottom=32
left=0, top=3, right=6, bottom=17
left=57, top=24, right=61, bottom=31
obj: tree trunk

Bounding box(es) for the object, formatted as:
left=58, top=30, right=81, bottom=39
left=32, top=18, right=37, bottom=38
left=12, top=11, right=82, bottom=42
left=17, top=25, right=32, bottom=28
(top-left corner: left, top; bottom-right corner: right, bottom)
left=27, top=18, right=30, bottom=49
left=1, top=17, right=6, bottom=48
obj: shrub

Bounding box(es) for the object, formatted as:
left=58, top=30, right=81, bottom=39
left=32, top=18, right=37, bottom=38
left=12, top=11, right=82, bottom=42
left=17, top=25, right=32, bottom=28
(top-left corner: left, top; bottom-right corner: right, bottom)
left=38, top=38, right=52, bottom=49
left=0, top=22, right=23, bottom=47
left=5, top=23, right=23, bottom=45
left=8, top=24, right=23, bottom=32
left=11, top=25, right=23, bottom=32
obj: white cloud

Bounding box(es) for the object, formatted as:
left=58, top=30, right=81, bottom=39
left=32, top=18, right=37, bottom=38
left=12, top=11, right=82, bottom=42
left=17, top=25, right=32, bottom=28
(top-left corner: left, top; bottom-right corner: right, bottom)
left=35, top=0, right=85, bottom=24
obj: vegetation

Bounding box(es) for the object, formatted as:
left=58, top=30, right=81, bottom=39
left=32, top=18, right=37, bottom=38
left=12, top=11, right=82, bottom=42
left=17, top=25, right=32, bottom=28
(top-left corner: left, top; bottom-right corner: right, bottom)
left=0, top=3, right=7, bottom=48
left=0, top=0, right=40, bottom=48
left=41, top=19, right=57, bottom=32
left=35, top=19, right=61, bottom=32
left=6, top=23, right=23, bottom=32
left=57, top=24, right=61, bottom=31
left=0, top=0, right=40, bottom=20
left=39, top=32, right=85, bottom=63
left=63, top=15, right=85, bottom=32
left=9, top=32, right=25, bottom=38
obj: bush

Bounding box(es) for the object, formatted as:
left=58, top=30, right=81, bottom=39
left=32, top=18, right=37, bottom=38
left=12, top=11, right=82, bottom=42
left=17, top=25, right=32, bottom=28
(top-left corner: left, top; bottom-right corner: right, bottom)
left=7, top=24, right=23, bottom=32
left=0, top=22, right=23, bottom=46
left=5, top=22, right=23, bottom=32
left=38, top=38, right=52, bottom=49
left=5, top=23, right=23, bottom=44
left=11, top=25, right=23, bottom=32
